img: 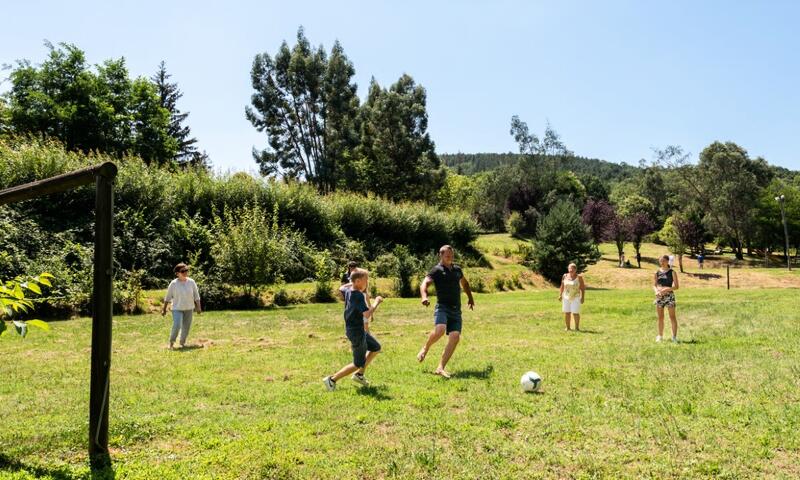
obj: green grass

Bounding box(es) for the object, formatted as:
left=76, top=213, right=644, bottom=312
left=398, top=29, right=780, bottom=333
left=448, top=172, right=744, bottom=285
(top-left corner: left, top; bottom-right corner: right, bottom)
left=2, top=289, right=800, bottom=478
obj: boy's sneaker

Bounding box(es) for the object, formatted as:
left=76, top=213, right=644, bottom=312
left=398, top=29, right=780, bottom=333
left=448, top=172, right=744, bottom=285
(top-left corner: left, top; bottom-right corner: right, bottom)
left=323, top=376, right=336, bottom=391
left=655, top=335, right=663, bottom=343
left=351, top=372, right=370, bottom=387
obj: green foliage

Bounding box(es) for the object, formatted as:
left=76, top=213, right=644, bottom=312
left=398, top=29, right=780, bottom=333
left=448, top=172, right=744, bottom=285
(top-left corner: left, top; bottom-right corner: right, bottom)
left=1, top=138, right=476, bottom=313
left=505, top=211, right=526, bottom=238
left=354, top=75, right=444, bottom=202
left=330, top=193, right=478, bottom=257
left=211, top=203, right=313, bottom=294
left=529, top=200, right=600, bottom=283
left=114, top=269, right=144, bottom=314
left=392, top=245, right=422, bottom=298
left=615, top=193, right=655, bottom=219
left=440, top=152, right=640, bottom=182
left=246, top=28, right=359, bottom=192
left=3, top=43, right=178, bottom=165
left=313, top=250, right=336, bottom=303
left=1, top=273, right=53, bottom=337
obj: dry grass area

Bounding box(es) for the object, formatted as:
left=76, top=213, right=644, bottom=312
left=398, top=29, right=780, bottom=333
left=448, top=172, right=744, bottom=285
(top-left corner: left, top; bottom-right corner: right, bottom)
left=589, top=242, right=800, bottom=290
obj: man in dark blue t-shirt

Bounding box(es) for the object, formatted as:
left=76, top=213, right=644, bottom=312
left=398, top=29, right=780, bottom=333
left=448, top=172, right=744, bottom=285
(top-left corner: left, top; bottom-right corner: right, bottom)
left=417, top=245, right=475, bottom=378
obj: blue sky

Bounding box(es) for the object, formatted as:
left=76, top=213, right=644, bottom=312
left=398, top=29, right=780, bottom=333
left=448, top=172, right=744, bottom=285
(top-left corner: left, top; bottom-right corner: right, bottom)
left=3, top=0, right=799, bottom=172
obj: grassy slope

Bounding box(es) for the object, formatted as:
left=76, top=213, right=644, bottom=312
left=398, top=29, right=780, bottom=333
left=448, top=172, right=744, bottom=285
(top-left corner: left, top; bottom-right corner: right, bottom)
left=2, top=235, right=800, bottom=479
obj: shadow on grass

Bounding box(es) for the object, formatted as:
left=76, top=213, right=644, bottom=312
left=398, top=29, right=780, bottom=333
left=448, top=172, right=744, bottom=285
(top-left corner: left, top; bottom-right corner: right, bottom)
left=451, top=365, right=494, bottom=380
left=173, top=344, right=204, bottom=352
left=685, top=272, right=722, bottom=280
left=0, top=453, right=115, bottom=480
left=678, top=339, right=703, bottom=345
left=355, top=385, right=392, bottom=401
left=576, top=329, right=602, bottom=334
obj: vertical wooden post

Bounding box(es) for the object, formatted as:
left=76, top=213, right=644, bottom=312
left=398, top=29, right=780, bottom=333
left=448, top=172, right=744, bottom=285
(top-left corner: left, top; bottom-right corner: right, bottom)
left=89, top=166, right=116, bottom=464
left=726, top=265, right=730, bottom=290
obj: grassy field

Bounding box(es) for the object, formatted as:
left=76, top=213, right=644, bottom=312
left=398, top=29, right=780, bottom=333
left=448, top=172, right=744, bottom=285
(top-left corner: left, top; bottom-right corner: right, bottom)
left=2, top=287, right=800, bottom=479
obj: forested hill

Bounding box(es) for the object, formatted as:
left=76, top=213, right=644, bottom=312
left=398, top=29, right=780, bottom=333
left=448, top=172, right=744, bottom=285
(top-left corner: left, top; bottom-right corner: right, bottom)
left=441, top=152, right=641, bottom=182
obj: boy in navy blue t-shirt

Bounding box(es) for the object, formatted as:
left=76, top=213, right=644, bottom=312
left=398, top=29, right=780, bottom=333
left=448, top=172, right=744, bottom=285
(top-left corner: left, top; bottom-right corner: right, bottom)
left=323, top=268, right=384, bottom=391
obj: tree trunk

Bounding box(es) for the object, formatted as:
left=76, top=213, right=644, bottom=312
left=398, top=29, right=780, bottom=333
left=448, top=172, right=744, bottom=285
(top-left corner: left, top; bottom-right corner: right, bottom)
left=678, top=254, right=684, bottom=273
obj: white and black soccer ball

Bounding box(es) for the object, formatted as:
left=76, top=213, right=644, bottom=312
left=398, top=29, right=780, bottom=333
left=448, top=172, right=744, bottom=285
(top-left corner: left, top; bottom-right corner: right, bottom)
left=520, top=371, right=542, bottom=392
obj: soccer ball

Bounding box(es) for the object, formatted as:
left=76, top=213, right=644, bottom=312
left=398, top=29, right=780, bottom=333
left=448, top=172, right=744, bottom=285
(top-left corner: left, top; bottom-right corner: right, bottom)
left=520, top=371, right=542, bottom=392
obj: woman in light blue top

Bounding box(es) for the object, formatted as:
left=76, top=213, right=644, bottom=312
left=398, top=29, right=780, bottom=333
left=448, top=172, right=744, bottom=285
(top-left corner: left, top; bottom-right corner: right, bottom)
left=161, top=263, right=202, bottom=349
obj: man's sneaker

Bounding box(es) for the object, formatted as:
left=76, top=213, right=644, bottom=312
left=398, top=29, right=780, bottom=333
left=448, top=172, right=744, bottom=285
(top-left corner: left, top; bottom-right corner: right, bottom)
left=655, top=335, right=663, bottom=343
left=323, top=376, right=336, bottom=391
left=351, top=372, right=370, bottom=387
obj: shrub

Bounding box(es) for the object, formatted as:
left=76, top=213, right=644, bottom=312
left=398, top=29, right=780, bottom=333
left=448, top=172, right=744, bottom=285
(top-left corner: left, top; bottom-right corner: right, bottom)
left=471, top=275, right=486, bottom=293
left=506, top=211, right=526, bottom=238
left=113, top=269, right=144, bottom=314
left=393, top=245, right=423, bottom=298
left=211, top=203, right=313, bottom=295
left=530, top=200, right=600, bottom=283
left=313, top=250, right=336, bottom=303
left=493, top=276, right=505, bottom=291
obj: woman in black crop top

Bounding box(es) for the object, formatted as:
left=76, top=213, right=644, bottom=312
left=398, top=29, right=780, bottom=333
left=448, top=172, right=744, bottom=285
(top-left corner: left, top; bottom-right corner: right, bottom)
left=653, top=254, right=679, bottom=342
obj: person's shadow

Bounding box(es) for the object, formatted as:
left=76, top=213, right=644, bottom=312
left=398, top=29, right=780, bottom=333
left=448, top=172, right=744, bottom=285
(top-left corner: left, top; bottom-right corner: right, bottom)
left=0, top=453, right=115, bottom=479
left=173, top=344, right=204, bottom=352
left=451, top=365, right=494, bottom=380
left=355, top=385, right=392, bottom=401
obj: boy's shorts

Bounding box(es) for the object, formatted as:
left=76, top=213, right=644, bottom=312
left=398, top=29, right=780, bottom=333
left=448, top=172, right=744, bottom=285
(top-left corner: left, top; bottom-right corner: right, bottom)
left=562, top=297, right=581, bottom=314
left=434, top=304, right=462, bottom=334
left=346, top=330, right=381, bottom=368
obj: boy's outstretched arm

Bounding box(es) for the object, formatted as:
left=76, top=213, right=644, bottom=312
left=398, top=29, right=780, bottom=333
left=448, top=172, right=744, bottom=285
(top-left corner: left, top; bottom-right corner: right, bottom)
left=363, top=296, right=384, bottom=320
left=339, top=282, right=352, bottom=300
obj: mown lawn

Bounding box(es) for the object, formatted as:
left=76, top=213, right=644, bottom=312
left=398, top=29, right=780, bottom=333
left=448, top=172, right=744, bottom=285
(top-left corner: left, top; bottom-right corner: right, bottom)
left=2, top=288, right=799, bottom=479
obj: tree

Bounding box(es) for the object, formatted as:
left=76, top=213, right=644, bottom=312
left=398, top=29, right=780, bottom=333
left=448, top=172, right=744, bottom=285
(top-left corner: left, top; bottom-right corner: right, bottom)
left=246, top=27, right=360, bottom=192
left=3, top=42, right=177, bottom=165
left=659, top=214, right=699, bottom=272
left=606, top=213, right=630, bottom=267
left=529, top=200, right=600, bottom=283
left=628, top=212, right=656, bottom=268
left=581, top=199, right=615, bottom=243
left=658, top=143, right=771, bottom=259
left=211, top=203, right=311, bottom=296
left=355, top=75, right=443, bottom=202
left=152, top=61, right=207, bottom=168
left=510, top=116, right=572, bottom=174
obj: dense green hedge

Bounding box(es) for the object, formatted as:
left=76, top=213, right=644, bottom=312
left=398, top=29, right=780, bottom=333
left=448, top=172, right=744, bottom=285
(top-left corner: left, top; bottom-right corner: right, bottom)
left=0, top=138, right=478, bottom=314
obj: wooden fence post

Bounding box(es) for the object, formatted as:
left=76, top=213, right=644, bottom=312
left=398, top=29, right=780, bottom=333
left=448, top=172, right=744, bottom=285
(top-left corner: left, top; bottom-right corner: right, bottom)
left=89, top=164, right=116, bottom=465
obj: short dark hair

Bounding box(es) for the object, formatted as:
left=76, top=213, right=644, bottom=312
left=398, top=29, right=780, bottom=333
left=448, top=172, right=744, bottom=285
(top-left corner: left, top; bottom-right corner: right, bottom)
left=439, top=245, right=454, bottom=255
left=174, top=263, right=189, bottom=274
left=347, top=261, right=358, bottom=269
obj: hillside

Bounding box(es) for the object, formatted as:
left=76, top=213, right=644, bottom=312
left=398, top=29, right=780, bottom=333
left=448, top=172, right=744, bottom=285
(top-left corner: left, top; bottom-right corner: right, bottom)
left=440, top=152, right=641, bottom=182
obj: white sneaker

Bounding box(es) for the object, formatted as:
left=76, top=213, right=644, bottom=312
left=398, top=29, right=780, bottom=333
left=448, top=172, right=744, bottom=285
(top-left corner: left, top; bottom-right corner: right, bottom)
left=655, top=335, right=663, bottom=342
left=671, top=337, right=679, bottom=343
left=351, top=372, right=370, bottom=386
left=323, top=376, right=336, bottom=391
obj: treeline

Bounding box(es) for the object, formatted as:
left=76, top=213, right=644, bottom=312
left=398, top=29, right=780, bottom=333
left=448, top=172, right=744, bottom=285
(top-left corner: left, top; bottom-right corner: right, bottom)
left=441, top=152, right=640, bottom=182
left=433, top=117, right=799, bottom=280
left=0, top=138, right=478, bottom=315
left=0, top=42, right=206, bottom=168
